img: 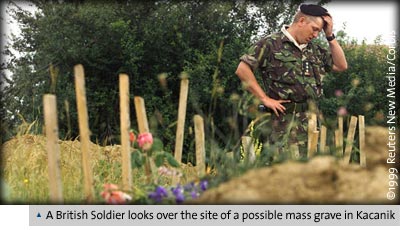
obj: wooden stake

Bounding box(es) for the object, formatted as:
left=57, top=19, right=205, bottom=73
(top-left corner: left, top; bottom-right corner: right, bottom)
left=74, top=64, right=94, bottom=202
left=43, top=94, right=63, bottom=203
left=338, top=116, right=344, bottom=156
left=119, top=74, right=132, bottom=191
left=134, top=97, right=149, bottom=134
left=358, top=115, right=366, bottom=167
left=241, top=136, right=255, bottom=163
left=307, top=113, right=317, bottom=157
left=311, top=113, right=317, bottom=125
left=148, top=157, right=158, bottom=184
left=320, top=125, right=327, bottom=153
left=343, top=116, right=358, bottom=164
left=308, top=131, right=319, bottom=158
left=334, top=129, right=341, bottom=157
left=174, top=77, right=189, bottom=163
left=226, top=151, right=234, bottom=160
left=133, top=97, right=152, bottom=183
left=290, top=144, right=300, bottom=160
left=194, top=115, right=206, bottom=178
left=143, top=154, right=152, bottom=184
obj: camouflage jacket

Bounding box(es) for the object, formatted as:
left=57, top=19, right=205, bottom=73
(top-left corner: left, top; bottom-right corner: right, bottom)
left=240, top=31, right=333, bottom=102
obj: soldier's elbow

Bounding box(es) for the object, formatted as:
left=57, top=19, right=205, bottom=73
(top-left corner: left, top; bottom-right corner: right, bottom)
left=333, top=63, right=348, bottom=72
left=339, top=63, right=348, bottom=72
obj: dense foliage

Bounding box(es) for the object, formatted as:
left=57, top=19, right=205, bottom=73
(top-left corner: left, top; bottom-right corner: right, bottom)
left=320, top=31, right=399, bottom=129
left=1, top=0, right=302, bottom=151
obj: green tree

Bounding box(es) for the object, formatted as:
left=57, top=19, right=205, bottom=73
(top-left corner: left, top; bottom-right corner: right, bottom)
left=320, top=39, right=399, bottom=126
left=1, top=0, right=303, bottom=158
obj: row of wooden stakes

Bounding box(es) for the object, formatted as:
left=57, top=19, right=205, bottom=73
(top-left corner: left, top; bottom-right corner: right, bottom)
left=43, top=64, right=206, bottom=203
left=241, top=113, right=366, bottom=165
left=307, top=113, right=366, bottom=166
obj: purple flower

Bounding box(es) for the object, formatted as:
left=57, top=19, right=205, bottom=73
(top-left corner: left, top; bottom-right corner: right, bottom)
left=175, top=193, right=185, bottom=203
left=199, top=180, right=208, bottom=191
left=148, top=186, right=168, bottom=203
left=191, top=190, right=199, bottom=199
left=156, top=186, right=168, bottom=197
left=171, top=185, right=185, bottom=204
left=183, top=182, right=195, bottom=191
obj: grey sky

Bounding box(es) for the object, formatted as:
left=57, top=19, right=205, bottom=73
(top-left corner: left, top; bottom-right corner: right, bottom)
left=313, top=1, right=398, bottom=44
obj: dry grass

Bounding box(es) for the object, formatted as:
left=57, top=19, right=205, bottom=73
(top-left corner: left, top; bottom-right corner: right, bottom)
left=1, top=134, right=199, bottom=204
left=1, top=135, right=118, bottom=203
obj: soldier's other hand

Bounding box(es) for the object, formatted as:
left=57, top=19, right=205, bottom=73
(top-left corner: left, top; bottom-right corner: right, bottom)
left=264, top=98, right=291, bottom=117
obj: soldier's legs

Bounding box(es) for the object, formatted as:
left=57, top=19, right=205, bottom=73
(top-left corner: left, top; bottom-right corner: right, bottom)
left=247, top=111, right=309, bottom=162
left=288, top=112, right=308, bottom=157
left=270, top=111, right=308, bottom=159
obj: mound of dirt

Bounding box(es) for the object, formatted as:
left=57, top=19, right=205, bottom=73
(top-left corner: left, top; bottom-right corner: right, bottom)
left=195, top=126, right=398, bottom=204
left=364, top=126, right=393, bottom=168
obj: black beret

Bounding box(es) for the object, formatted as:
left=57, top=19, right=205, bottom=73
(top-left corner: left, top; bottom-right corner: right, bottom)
left=300, top=4, right=330, bottom=17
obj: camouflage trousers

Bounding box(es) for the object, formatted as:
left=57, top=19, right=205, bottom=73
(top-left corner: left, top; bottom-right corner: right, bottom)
left=249, top=109, right=309, bottom=160
left=270, top=111, right=308, bottom=156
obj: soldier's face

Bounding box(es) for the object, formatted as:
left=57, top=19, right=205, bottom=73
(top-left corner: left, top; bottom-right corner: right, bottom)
left=299, top=17, right=324, bottom=44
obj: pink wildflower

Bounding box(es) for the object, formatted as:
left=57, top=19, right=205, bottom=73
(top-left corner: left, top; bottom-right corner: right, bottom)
left=335, top=89, right=343, bottom=97
left=100, top=183, right=132, bottom=205
left=137, top=132, right=153, bottom=151
left=158, top=166, right=182, bottom=177
left=337, top=106, right=348, bottom=116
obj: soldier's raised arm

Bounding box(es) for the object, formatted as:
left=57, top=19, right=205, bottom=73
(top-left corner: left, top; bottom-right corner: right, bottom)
left=322, top=15, right=348, bottom=72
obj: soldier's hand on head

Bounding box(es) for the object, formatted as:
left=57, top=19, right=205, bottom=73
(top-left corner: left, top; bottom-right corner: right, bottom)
left=263, top=98, right=291, bottom=117
left=322, top=15, right=333, bottom=36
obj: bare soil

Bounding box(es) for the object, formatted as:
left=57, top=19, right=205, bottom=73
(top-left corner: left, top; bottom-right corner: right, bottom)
left=195, top=126, right=399, bottom=204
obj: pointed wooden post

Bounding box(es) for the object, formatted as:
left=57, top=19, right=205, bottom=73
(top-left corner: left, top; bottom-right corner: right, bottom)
left=134, top=97, right=150, bottom=133
left=309, top=131, right=319, bottom=157
left=226, top=151, right=234, bottom=160
left=343, top=116, right=358, bottom=164
left=358, top=115, right=366, bottom=167
left=194, top=115, right=206, bottom=178
left=320, top=125, right=327, bottom=153
left=133, top=96, right=152, bottom=183
left=290, top=144, right=300, bottom=160
left=335, top=129, right=341, bottom=157
left=307, top=113, right=317, bottom=158
left=241, top=136, right=255, bottom=163
left=338, top=116, right=344, bottom=156
left=43, top=94, right=63, bottom=203
left=174, top=74, right=189, bottom=163
left=119, top=74, right=132, bottom=191
left=74, top=64, right=94, bottom=202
